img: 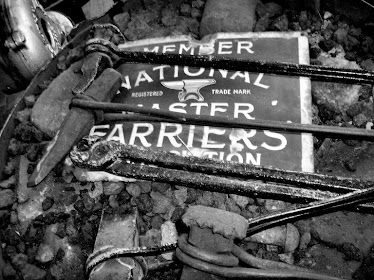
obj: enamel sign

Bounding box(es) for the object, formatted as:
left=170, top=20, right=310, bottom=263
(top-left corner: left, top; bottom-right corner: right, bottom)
left=90, top=32, right=314, bottom=172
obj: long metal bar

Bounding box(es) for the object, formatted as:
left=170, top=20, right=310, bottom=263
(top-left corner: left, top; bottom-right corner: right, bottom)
left=246, top=186, right=374, bottom=235
left=86, top=44, right=374, bottom=85
left=71, top=99, right=374, bottom=141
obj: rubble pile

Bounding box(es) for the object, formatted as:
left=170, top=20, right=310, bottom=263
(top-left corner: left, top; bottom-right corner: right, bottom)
left=1, top=0, right=374, bottom=280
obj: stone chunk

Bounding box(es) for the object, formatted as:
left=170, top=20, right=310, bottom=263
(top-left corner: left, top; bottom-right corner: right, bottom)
left=180, top=3, right=191, bottom=16
left=113, top=12, right=130, bottom=33
left=183, top=205, right=248, bottom=239
left=161, top=221, right=177, bottom=260
left=42, top=197, right=54, bottom=211
left=150, top=191, right=172, bottom=214
left=138, top=180, right=151, bottom=193
left=247, top=223, right=300, bottom=252
left=126, top=183, right=142, bottom=197
left=141, top=229, right=161, bottom=248
left=14, top=123, right=45, bottom=143
left=300, top=244, right=360, bottom=279
left=24, top=95, right=36, bottom=107
left=0, top=189, right=16, bottom=208
left=271, top=14, right=289, bottom=31
left=256, top=2, right=283, bottom=18
left=82, top=0, right=115, bottom=20
left=285, top=223, right=300, bottom=252
left=103, top=181, right=125, bottom=195
left=264, top=199, right=287, bottom=212
left=313, top=53, right=362, bottom=119
left=173, top=187, right=188, bottom=207
left=16, top=156, right=31, bottom=204
left=151, top=182, right=171, bottom=193
left=12, top=253, right=47, bottom=280
left=35, top=243, right=55, bottom=263
left=247, top=225, right=286, bottom=246
left=254, top=15, right=271, bottom=32
left=229, top=194, right=249, bottom=209
left=16, top=108, right=31, bottom=123
left=0, top=175, right=16, bottom=189
left=361, top=58, right=374, bottom=71
left=310, top=211, right=374, bottom=255
left=200, top=0, right=258, bottom=38
left=278, top=252, right=294, bottom=265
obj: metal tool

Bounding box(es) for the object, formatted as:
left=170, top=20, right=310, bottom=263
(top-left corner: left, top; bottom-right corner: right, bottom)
left=70, top=136, right=374, bottom=212
left=71, top=99, right=374, bottom=141
left=27, top=24, right=125, bottom=187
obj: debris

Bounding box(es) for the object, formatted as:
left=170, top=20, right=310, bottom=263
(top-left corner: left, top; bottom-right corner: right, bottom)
left=199, top=0, right=258, bottom=37
left=151, top=191, right=173, bottom=215
left=0, top=189, right=16, bottom=209
left=264, top=199, right=287, bottom=212
left=161, top=221, right=177, bottom=260
left=256, top=2, right=283, bottom=18
left=152, top=182, right=171, bottom=194
left=12, top=253, right=47, bottom=280
left=311, top=211, right=374, bottom=255
left=35, top=243, right=55, bottom=263
left=126, top=183, right=142, bottom=197
left=41, top=196, right=54, bottom=211
left=81, top=0, right=115, bottom=20
left=285, top=223, right=300, bottom=253
left=103, top=181, right=125, bottom=196
left=247, top=223, right=300, bottom=253
left=173, top=187, right=188, bottom=207
left=0, top=176, right=16, bottom=189
left=113, top=12, right=130, bottom=33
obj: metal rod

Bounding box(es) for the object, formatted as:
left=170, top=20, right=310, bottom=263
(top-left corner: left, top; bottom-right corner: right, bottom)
left=71, top=99, right=374, bottom=141
left=246, top=186, right=374, bottom=235
left=361, top=0, right=374, bottom=9
left=88, top=47, right=374, bottom=85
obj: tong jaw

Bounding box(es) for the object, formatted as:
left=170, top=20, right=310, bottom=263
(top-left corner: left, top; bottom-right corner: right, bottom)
left=70, top=135, right=120, bottom=170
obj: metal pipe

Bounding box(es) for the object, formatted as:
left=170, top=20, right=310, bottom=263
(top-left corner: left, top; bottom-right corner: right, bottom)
left=85, top=44, right=374, bottom=85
